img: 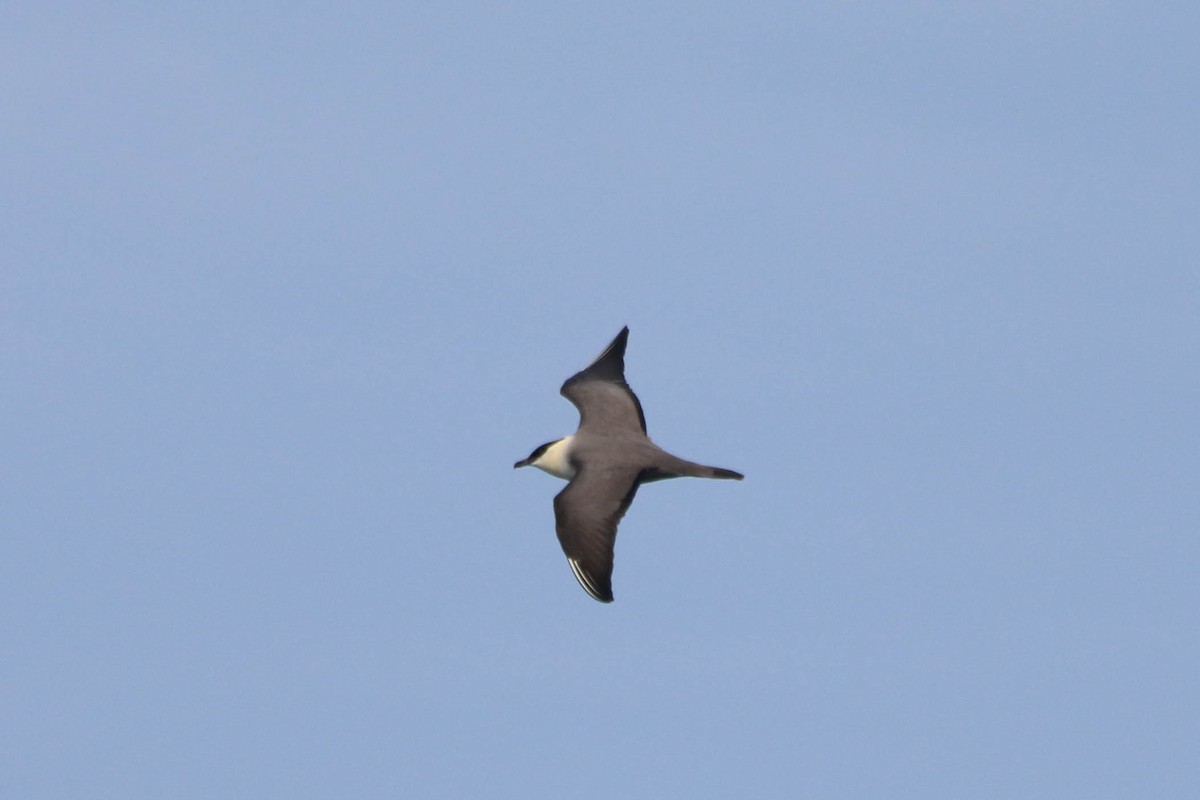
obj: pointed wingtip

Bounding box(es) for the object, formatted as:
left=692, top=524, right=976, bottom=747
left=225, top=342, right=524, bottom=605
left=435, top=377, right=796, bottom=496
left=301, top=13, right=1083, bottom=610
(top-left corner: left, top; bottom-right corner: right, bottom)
left=563, top=326, right=631, bottom=388
left=605, top=326, right=630, bottom=360
left=611, top=326, right=630, bottom=353
left=568, top=557, right=615, bottom=603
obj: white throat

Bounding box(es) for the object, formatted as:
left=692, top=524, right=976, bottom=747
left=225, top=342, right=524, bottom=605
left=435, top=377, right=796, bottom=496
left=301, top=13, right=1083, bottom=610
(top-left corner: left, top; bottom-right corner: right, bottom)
left=532, top=435, right=577, bottom=480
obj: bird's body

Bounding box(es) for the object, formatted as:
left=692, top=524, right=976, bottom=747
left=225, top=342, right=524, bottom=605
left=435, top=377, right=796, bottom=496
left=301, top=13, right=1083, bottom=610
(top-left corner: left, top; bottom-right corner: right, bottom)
left=515, top=327, right=743, bottom=602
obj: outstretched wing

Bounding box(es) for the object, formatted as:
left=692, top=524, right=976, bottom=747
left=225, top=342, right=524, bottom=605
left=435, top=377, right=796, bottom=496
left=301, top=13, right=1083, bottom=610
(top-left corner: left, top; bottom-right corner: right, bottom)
left=552, top=466, right=644, bottom=602
left=560, top=326, right=647, bottom=435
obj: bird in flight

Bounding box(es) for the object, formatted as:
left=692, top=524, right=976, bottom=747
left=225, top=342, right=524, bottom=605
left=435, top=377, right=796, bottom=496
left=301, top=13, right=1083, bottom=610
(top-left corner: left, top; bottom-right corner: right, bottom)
left=515, top=327, right=743, bottom=602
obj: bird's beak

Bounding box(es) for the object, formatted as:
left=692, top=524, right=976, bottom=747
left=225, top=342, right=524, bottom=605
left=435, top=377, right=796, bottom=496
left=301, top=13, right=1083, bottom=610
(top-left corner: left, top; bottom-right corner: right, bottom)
left=513, top=458, right=530, bottom=469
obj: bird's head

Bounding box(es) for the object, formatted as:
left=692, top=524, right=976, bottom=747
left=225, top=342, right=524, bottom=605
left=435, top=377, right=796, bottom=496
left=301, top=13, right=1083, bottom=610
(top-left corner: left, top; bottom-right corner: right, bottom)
left=513, top=436, right=576, bottom=479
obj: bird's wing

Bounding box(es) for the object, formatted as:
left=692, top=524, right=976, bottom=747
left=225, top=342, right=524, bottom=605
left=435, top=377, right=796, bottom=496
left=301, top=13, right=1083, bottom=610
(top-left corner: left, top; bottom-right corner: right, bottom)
left=560, top=326, right=647, bottom=435
left=553, top=465, right=645, bottom=602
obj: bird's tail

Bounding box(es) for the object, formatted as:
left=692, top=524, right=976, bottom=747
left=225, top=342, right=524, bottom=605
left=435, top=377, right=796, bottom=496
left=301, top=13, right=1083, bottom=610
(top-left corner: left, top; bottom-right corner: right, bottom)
left=706, top=466, right=745, bottom=480
left=648, top=455, right=744, bottom=482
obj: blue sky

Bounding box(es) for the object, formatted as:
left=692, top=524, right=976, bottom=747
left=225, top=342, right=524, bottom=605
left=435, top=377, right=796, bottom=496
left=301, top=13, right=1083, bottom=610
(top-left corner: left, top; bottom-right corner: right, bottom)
left=3, top=3, right=1197, bottom=797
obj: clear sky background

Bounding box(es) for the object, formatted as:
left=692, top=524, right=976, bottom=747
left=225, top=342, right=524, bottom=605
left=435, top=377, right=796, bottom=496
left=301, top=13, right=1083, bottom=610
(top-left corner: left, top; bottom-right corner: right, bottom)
left=3, top=3, right=1197, bottom=798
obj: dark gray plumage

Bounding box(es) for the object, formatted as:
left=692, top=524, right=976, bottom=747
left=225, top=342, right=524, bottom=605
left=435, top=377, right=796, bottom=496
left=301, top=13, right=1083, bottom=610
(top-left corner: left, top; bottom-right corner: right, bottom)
left=515, top=327, right=743, bottom=602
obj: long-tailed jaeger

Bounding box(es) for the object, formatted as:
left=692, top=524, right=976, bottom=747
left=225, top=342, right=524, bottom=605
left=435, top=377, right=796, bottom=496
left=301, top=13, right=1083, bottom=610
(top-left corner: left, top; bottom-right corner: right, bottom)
left=514, top=326, right=743, bottom=602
